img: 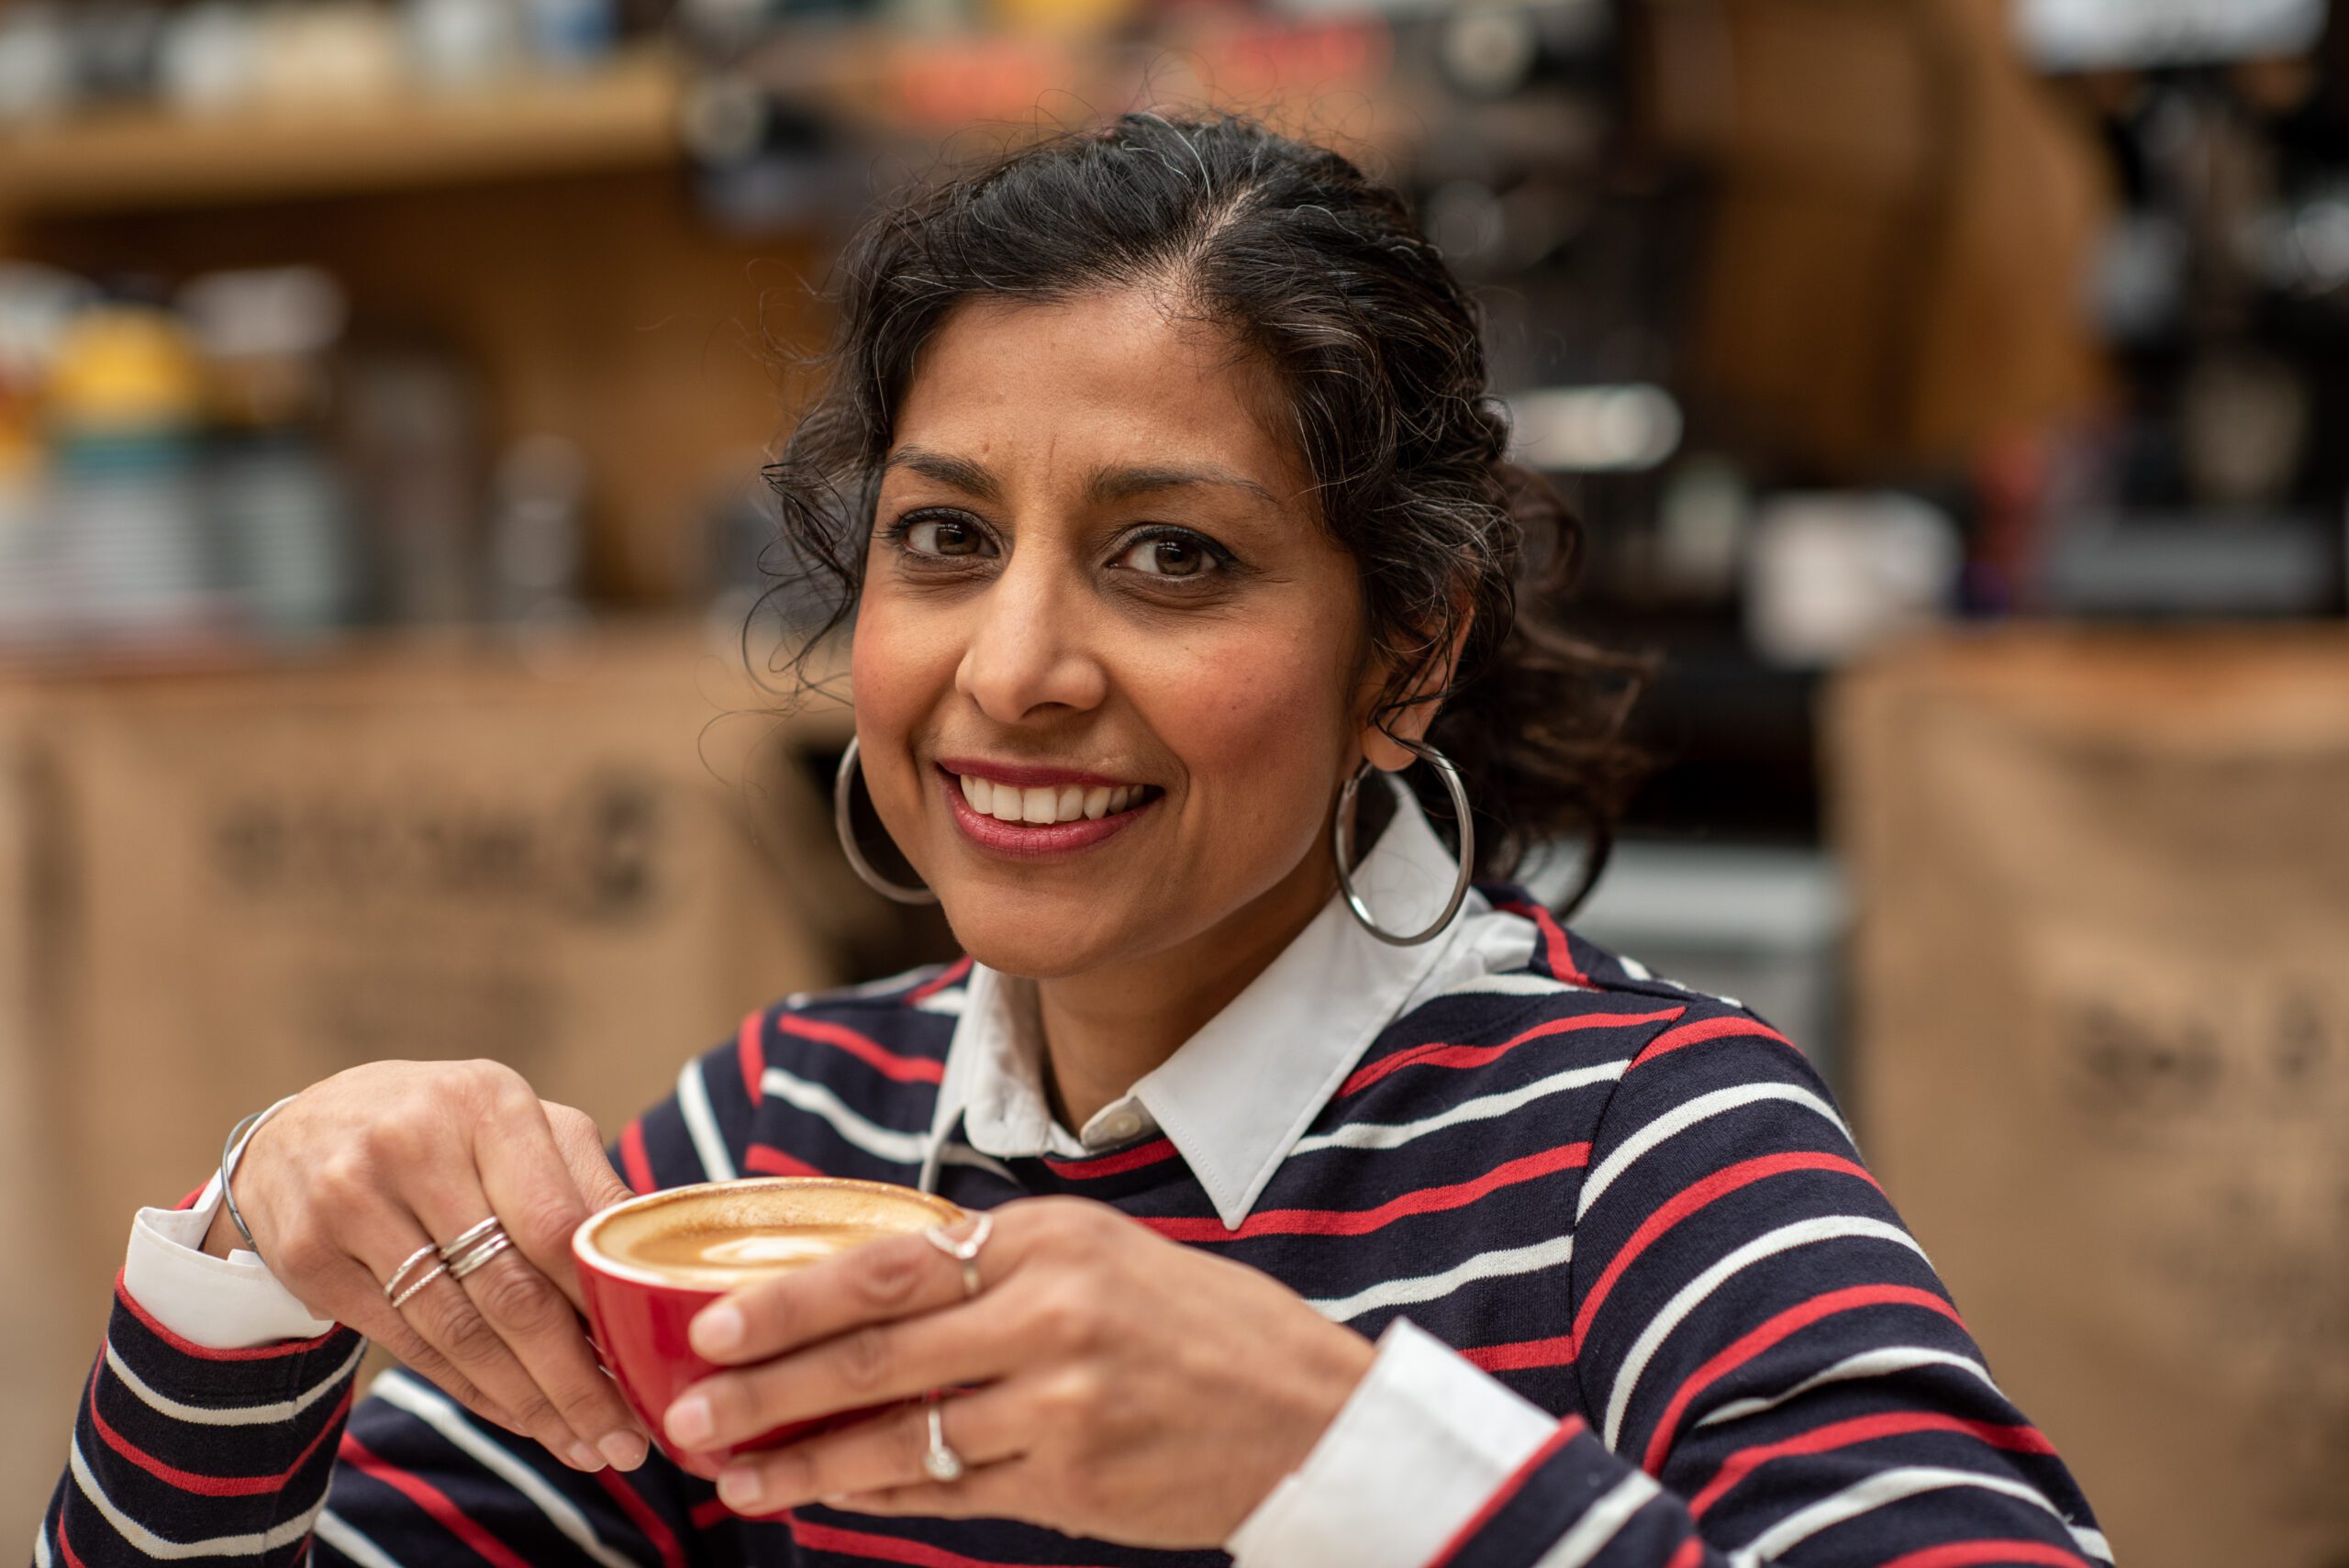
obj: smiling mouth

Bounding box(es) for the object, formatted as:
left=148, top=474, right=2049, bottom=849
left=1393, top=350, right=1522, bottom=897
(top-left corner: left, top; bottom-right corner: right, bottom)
left=947, top=770, right=1159, bottom=826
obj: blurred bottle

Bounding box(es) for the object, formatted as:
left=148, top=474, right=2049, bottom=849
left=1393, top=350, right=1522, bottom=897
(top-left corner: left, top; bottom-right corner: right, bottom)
left=406, top=0, right=527, bottom=91
left=338, top=346, right=486, bottom=625
left=250, top=0, right=405, bottom=106
left=43, top=304, right=221, bottom=645
left=181, top=268, right=358, bottom=640
left=486, top=433, right=588, bottom=627
left=0, top=3, right=75, bottom=125
left=157, top=2, right=262, bottom=116
left=522, top=0, right=619, bottom=71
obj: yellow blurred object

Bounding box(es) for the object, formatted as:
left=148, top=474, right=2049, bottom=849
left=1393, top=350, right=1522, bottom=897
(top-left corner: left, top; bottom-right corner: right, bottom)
left=984, top=0, right=1141, bottom=41
left=43, top=306, right=205, bottom=434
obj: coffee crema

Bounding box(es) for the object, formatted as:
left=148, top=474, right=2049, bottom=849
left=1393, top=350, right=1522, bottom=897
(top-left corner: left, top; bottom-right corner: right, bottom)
left=580, top=1177, right=960, bottom=1290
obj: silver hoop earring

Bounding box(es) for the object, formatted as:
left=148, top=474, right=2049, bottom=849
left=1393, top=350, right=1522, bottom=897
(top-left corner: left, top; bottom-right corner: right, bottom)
left=834, top=736, right=939, bottom=906
left=1332, top=739, right=1475, bottom=947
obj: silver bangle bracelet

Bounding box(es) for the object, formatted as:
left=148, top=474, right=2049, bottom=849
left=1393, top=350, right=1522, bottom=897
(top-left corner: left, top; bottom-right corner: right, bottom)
left=217, top=1095, right=299, bottom=1262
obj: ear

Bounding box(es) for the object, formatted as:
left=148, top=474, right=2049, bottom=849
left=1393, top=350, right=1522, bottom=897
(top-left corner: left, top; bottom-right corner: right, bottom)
left=1357, top=607, right=1475, bottom=773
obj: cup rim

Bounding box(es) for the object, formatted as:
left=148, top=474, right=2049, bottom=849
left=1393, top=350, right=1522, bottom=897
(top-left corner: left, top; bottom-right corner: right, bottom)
left=573, top=1174, right=963, bottom=1291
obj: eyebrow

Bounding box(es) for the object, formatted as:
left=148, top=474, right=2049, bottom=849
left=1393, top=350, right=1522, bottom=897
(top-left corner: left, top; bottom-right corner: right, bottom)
left=881, top=447, right=1279, bottom=510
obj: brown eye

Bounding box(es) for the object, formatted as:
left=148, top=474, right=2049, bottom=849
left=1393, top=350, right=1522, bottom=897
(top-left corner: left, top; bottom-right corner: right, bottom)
left=907, top=517, right=989, bottom=557
left=1115, top=534, right=1213, bottom=578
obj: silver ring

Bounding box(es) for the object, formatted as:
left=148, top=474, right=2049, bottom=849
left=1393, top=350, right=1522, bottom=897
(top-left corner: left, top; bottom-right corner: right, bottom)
left=447, top=1232, right=515, bottom=1281
left=383, top=1242, right=441, bottom=1304
left=389, top=1262, right=448, bottom=1309
left=438, top=1217, right=502, bottom=1259
left=921, top=1212, right=994, bottom=1300
left=922, top=1401, right=964, bottom=1483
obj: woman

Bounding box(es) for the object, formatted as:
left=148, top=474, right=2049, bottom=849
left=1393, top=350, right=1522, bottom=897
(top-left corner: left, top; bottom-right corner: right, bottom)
left=43, top=115, right=2104, bottom=1568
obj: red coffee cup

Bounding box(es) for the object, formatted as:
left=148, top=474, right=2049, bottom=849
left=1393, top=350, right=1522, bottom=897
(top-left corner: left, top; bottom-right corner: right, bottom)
left=573, top=1174, right=963, bottom=1480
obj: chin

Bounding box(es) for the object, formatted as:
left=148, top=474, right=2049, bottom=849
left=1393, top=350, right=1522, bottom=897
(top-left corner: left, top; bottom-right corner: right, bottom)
left=934, top=885, right=1130, bottom=981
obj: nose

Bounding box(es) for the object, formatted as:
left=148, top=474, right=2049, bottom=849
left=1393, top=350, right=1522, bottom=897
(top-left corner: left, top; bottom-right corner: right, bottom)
left=953, top=556, right=1108, bottom=723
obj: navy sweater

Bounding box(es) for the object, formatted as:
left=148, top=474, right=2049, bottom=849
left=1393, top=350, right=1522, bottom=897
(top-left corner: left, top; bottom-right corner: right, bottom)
left=39, top=903, right=2104, bottom=1567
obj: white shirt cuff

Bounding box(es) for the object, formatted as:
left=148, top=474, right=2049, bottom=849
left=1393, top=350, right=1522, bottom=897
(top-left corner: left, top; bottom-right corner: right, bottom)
left=1226, top=1318, right=1556, bottom=1568
left=123, top=1175, right=339, bottom=1351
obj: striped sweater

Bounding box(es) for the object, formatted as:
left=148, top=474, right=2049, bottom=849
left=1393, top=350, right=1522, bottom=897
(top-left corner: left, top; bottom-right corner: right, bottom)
left=39, top=900, right=2105, bottom=1567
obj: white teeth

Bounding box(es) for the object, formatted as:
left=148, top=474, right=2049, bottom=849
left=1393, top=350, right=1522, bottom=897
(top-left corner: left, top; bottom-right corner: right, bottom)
left=955, top=773, right=1144, bottom=825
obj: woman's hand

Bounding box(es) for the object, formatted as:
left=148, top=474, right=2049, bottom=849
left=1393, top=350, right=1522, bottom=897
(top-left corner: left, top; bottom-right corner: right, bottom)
left=216, top=1061, right=650, bottom=1473
left=663, top=1195, right=1376, bottom=1548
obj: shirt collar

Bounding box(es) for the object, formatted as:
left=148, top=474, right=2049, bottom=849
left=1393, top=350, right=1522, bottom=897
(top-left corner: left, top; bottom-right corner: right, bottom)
left=923, top=795, right=1492, bottom=1229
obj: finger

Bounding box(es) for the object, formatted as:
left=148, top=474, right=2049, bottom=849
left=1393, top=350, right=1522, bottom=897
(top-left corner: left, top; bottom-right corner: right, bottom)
left=712, top=1390, right=1026, bottom=1518
left=826, top=1463, right=1033, bottom=1520
left=673, top=1291, right=1027, bottom=1449
left=388, top=1152, right=631, bottom=1471
left=303, top=1253, right=520, bottom=1435
left=694, top=1212, right=1008, bottom=1367
left=473, top=1096, right=602, bottom=1311
left=405, top=1153, right=649, bottom=1470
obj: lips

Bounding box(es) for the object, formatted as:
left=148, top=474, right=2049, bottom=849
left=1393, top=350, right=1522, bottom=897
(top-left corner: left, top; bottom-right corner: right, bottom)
left=934, top=762, right=1158, bottom=856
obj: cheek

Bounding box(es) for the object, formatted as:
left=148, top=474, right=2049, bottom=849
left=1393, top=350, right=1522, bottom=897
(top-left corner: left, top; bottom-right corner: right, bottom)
left=1145, top=624, right=1353, bottom=838
left=849, top=592, right=962, bottom=813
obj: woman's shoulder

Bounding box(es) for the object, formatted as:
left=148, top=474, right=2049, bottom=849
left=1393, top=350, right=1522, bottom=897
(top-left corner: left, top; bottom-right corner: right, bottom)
left=742, top=956, right=972, bottom=1090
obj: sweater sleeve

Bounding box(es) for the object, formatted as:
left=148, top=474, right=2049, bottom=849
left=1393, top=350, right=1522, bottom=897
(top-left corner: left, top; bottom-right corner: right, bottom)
left=34, top=1034, right=761, bottom=1568
left=1425, top=1009, right=2108, bottom=1568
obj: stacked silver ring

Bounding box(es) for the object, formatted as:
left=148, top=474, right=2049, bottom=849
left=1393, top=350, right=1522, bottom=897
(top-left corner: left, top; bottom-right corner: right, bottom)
left=383, top=1217, right=514, bottom=1308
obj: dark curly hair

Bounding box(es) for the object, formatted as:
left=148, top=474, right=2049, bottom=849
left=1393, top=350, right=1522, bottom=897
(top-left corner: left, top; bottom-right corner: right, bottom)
left=761, top=111, right=1647, bottom=909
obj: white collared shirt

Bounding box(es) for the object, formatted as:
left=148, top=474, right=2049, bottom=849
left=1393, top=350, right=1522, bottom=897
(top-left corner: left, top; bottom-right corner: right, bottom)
left=125, top=796, right=1559, bottom=1567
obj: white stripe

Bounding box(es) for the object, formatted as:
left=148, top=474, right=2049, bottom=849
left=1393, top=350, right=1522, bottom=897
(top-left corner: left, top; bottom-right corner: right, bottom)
left=372, top=1373, right=635, bottom=1568
left=913, top=986, right=968, bottom=1016
left=32, top=1524, right=52, bottom=1568
left=105, top=1338, right=364, bottom=1428
left=761, top=1066, right=928, bottom=1164
left=1437, top=973, right=1584, bottom=998
left=1743, top=1464, right=2107, bottom=1562
left=1310, top=1233, right=1575, bottom=1322
left=935, top=1142, right=1019, bottom=1183
left=67, top=1438, right=325, bottom=1558
left=1577, top=1084, right=1853, bottom=1218
left=1603, top=1216, right=1927, bottom=1450
left=1293, top=1062, right=1629, bottom=1155
left=1535, top=1469, right=1659, bottom=1567
left=675, top=1058, right=736, bottom=1181
left=315, top=1510, right=406, bottom=1568
left=1695, top=1347, right=1999, bottom=1429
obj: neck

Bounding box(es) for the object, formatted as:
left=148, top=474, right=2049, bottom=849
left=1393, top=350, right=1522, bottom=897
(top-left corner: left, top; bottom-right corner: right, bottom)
left=1032, top=846, right=1337, bottom=1132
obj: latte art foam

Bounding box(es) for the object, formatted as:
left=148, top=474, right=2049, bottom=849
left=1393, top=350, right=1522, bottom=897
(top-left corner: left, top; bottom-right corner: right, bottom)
left=580, top=1176, right=960, bottom=1289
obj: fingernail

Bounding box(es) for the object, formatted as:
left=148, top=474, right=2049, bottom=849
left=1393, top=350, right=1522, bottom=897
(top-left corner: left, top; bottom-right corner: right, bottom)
left=694, top=1304, right=745, bottom=1356
left=718, top=1466, right=764, bottom=1510
left=566, top=1441, right=607, bottom=1473
left=599, top=1431, right=650, bottom=1471
left=666, top=1396, right=714, bottom=1447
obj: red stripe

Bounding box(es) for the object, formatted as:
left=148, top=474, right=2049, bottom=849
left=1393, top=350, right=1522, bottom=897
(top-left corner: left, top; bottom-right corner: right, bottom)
left=906, top=956, right=973, bottom=1003
left=56, top=1523, right=87, bottom=1568
left=594, top=1470, right=688, bottom=1568
left=1041, top=1138, right=1177, bottom=1179
left=1639, top=1284, right=1965, bottom=1473
left=790, top=1517, right=1117, bottom=1568
left=689, top=1496, right=738, bottom=1529
left=1690, top=1409, right=2060, bottom=1518
left=112, top=1272, right=342, bottom=1362
left=1462, top=1334, right=1578, bottom=1373
left=1496, top=898, right=1588, bottom=985
left=1573, top=1151, right=1881, bottom=1351
left=775, top=1014, right=947, bottom=1084
left=1879, top=1542, right=2090, bottom=1568
left=339, top=1433, right=535, bottom=1568
left=1664, top=1540, right=1706, bottom=1568
left=174, top=1183, right=210, bottom=1212
left=1631, top=1014, right=1798, bottom=1070
left=87, top=1362, right=349, bottom=1496
left=1142, top=1143, right=1589, bottom=1243
left=746, top=1143, right=825, bottom=1178
left=619, top=1119, right=655, bottom=1195
left=739, top=1011, right=767, bottom=1106
left=1422, top=1417, right=1586, bottom=1568
left=1343, top=1009, right=1684, bottom=1096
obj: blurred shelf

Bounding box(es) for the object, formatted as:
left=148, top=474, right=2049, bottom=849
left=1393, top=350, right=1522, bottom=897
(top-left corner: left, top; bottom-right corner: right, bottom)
left=0, top=49, right=683, bottom=218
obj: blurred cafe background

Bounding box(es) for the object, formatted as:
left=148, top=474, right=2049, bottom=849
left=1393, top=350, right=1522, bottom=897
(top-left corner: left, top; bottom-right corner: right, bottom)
left=1, top=0, right=2345, bottom=1559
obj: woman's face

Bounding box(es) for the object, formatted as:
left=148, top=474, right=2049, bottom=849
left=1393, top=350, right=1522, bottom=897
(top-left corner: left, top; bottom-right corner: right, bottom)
left=849, top=288, right=1380, bottom=980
